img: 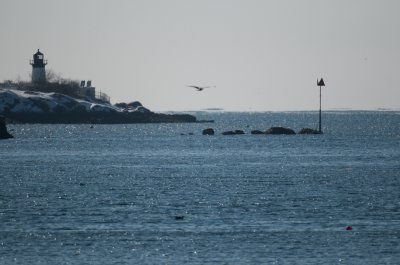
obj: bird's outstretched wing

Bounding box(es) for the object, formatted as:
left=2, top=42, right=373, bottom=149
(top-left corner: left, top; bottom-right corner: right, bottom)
left=187, top=85, right=215, bottom=91
left=187, top=85, right=201, bottom=90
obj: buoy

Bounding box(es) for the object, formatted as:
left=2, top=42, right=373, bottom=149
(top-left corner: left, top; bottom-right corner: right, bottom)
left=346, top=226, right=353, bottom=231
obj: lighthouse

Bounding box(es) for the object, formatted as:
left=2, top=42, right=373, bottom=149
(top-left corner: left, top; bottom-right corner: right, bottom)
left=30, top=49, right=47, bottom=83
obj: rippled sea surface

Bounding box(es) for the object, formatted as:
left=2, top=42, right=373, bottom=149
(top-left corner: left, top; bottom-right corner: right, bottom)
left=1, top=111, right=399, bottom=264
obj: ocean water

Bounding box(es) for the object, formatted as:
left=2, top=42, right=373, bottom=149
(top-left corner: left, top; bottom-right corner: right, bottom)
left=0, top=111, right=399, bottom=264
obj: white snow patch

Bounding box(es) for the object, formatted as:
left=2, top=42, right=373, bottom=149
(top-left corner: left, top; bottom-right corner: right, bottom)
left=0, top=88, right=146, bottom=115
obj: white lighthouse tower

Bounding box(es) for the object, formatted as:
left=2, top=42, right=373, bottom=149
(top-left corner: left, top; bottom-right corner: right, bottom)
left=30, top=49, right=47, bottom=83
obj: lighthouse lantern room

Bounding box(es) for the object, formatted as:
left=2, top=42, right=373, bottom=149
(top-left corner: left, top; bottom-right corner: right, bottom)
left=30, top=49, right=47, bottom=83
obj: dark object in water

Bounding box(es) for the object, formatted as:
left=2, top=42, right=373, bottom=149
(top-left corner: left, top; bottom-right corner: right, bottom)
left=265, top=127, right=296, bottom=135
left=202, top=128, right=215, bottom=135
left=0, top=116, right=13, bottom=139
left=222, top=130, right=245, bottom=135
left=251, top=130, right=265, bottom=135
left=222, top=130, right=236, bottom=135
left=181, top=132, right=195, bottom=136
left=174, top=215, right=185, bottom=220
left=298, top=128, right=322, bottom=134
left=346, top=226, right=353, bottom=231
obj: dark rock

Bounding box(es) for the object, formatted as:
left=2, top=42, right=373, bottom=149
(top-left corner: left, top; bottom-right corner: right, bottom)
left=135, top=106, right=151, bottom=114
left=174, top=215, right=185, bottom=220
left=72, top=105, right=87, bottom=113
left=53, top=105, right=68, bottom=113
left=251, top=130, right=265, bottom=135
left=222, top=130, right=245, bottom=135
left=0, top=116, right=13, bottom=139
left=298, top=128, right=322, bottom=134
left=149, top=113, right=196, bottom=123
left=30, top=98, right=50, bottom=112
left=115, top=101, right=149, bottom=113
left=202, top=128, right=215, bottom=135
left=114, top=102, right=128, bottom=108
left=127, top=101, right=143, bottom=108
left=222, top=130, right=236, bottom=135
left=265, top=127, right=296, bottom=135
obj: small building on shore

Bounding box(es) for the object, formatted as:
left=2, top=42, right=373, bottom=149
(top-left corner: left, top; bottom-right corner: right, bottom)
left=78, top=80, right=96, bottom=99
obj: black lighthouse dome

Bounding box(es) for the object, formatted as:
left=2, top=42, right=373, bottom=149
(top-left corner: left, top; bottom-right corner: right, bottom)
left=31, top=49, right=47, bottom=67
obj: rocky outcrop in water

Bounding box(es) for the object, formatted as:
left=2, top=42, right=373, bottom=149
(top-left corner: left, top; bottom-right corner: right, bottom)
left=265, top=127, right=296, bottom=135
left=202, top=128, right=215, bottom=135
left=298, top=128, right=322, bottom=134
left=222, top=131, right=236, bottom=135
left=0, top=116, right=13, bottom=139
left=251, top=130, right=265, bottom=135
left=222, top=130, right=245, bottom=135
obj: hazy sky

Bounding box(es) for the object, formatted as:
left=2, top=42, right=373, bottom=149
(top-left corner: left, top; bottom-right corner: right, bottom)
left=1, top=0, right=399, bottom=111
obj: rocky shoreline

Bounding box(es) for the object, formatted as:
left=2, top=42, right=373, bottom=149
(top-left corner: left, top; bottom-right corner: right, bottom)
left=5, top=112, right=197, bottom=124
left=0, top=89, right=199, bottom=124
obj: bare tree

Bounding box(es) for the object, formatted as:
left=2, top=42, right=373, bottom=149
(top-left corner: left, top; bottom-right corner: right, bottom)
left=46, top=69, right=63, bottom=83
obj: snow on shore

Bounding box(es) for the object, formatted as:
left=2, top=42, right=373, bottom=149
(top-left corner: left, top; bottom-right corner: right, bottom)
left=0, top=89, right=148, bottom=114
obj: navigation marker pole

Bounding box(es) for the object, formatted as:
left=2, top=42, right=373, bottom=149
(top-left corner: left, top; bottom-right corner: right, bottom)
left=317, top=78, right=325, bottom=133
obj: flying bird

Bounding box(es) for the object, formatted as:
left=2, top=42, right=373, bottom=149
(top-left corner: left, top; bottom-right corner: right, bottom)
left=187, top=85, right=215, bottom=91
